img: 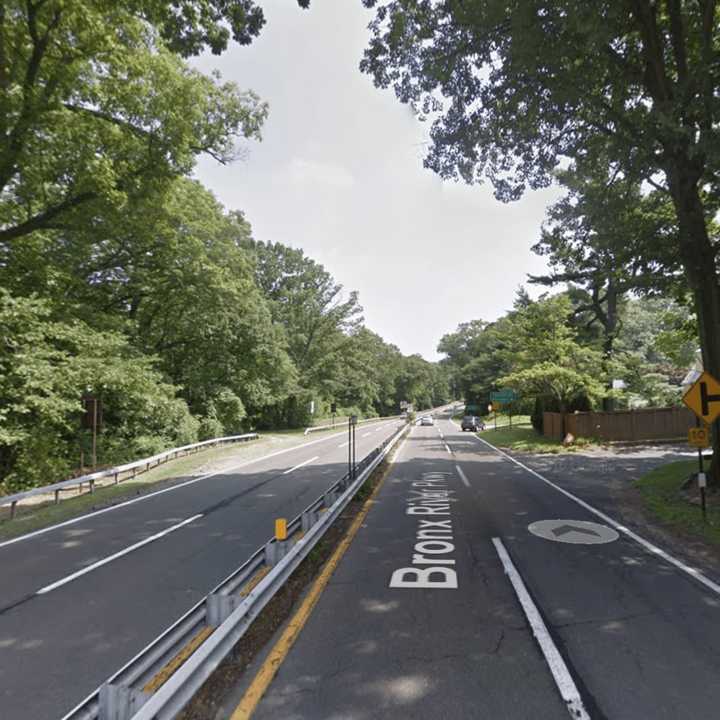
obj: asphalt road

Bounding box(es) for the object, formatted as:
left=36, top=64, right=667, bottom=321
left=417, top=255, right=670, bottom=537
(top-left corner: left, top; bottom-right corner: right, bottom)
left=0, top=419, right=404, bottom=720
left=249, top=411, right=720, bottom=720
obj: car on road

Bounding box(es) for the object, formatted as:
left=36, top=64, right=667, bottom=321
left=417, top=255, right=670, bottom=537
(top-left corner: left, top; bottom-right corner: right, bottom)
left=461, top=415, right=485, bottom=432
left=419, top=415, right=434, bottom=426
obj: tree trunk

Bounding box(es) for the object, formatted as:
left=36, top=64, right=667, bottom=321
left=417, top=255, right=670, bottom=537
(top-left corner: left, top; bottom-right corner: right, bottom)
left=667, top=163, right=720, bottom=485
left=601, top=276, right=618, bottom=411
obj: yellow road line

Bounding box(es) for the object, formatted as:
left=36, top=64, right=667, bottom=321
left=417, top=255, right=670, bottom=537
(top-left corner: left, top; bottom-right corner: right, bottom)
left=143, top=626, right=215, bottom=693
left=230, top=445, right=400, bottom=719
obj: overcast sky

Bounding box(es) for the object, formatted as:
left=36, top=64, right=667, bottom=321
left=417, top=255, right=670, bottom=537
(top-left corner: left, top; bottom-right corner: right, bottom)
left=192, top=0, right=562, bottom=361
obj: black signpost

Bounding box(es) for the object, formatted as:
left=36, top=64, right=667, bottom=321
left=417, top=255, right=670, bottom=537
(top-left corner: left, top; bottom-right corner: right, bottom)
left=682, top=372, right=719, bottom=523
left=348, top=415, right=358, bottom=481
left=351, top=415, right=357, bottom=478
left=695, top=417, right=708, bottom=522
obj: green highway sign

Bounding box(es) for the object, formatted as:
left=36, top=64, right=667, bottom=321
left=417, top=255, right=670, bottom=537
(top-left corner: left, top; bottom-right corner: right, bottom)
left=490, top=389, right=517, bottom=403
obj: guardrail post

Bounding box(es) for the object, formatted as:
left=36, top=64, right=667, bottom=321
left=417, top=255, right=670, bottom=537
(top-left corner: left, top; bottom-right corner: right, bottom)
left=98, top=681, right=147, bottom=720
left=207, top=592, right=242, bottom=625
left=264, top=540, right=288, bottom=566
left=301, top=510, right=316, bottom=532
left=54, top=490, right=60, bottom=505
left=90, top=479, right=95, bottom=494
left=323, top=490, right=337, bottom=508
left=10, top=501, right=17, bottom=519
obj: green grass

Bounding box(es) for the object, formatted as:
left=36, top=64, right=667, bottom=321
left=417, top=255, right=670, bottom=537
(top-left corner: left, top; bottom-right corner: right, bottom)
left=484, top=413, right=531, bottom=430
left=452, top=411, right=531, bottom=430
left=478, top=425, right=596, bottom=453
left=635, top=459, right=720, bottom=544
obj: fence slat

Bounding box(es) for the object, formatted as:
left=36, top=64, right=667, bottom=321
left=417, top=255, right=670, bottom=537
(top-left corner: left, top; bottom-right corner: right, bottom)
left=544, top=407, right=694, bottom=442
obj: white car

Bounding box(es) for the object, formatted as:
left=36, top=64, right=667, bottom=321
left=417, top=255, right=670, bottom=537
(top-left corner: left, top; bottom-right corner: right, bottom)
left=419, top=415, right=434, bottom=426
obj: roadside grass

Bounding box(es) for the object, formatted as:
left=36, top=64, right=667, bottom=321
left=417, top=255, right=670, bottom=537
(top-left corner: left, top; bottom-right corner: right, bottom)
left=452, top=412, right=531, bottom=430
left=484, top=413, right=531, bottom=430
left=635, top=459, right=720, bottom=545
left=478, top=425, right=596, bottom=453
left=0, top=428, right=348, bottom=542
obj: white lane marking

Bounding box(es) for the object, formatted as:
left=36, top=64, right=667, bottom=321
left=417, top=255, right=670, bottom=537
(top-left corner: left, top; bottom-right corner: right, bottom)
left=0, top=428, right=356, bottom=550
left=455, top=464, right=470, bottom=488
left=492, top=537, right=591, bottom=720
left=476, top=435, right=720, bottom=598
left=362, top=432, right=372, bottom=438
left=36, top=514, right=203, bottom=595
left=338, top=441, right=350, bottom=448
left=444, top=443, right=452, bottom=455
left=283, top=456, right=320, bottom=475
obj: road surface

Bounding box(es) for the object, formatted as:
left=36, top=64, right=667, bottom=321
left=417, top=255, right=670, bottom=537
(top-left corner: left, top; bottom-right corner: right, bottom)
left=0, top=420, right=404, bottom=720
left=247, top=411, right=720, bottom=719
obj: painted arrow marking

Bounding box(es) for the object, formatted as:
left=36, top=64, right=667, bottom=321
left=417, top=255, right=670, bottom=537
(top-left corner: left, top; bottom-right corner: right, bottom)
left=552, top=524, right=600, bottom=538
left=528, top=519, right=619, bottom=545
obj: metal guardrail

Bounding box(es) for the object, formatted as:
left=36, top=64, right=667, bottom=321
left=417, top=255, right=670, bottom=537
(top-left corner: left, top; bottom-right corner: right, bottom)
left=303, top=414, right=401, bottom=435
left=61, top=420, right=408, bottom=720
left=0, top=434, right=259, bottom=519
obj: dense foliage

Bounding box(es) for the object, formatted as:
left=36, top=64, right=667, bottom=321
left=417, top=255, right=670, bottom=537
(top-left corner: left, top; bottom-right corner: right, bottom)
left=439, top=288, right=697, bottom=430
left=0, top=1, right=449, bottom=493
left=359, top=0, right=718, bottom=478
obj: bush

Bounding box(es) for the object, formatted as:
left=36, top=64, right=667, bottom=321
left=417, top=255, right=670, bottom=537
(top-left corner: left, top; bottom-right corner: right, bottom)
left=0, top=291, right=198, bottom=492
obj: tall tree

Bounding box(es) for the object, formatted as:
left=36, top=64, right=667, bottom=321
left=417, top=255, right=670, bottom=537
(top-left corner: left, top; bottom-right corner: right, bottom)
left=246, top=240, right=363, bottom=426
left=530, top=162, right=682, bottom=406
left=359, top=1, right=720, bottom=480
left=0, top=1, right=269, bottom=245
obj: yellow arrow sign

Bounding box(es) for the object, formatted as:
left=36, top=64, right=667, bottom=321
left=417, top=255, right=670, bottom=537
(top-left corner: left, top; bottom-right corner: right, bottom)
left=683, top=371, right=720, bottom=423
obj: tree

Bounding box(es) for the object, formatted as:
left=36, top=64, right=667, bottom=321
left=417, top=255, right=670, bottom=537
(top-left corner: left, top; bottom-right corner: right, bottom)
left=0, top=178, right=297, bottom=426
left=531, top=164, right=681, bottom=361
left=0, top=1, right=269, bottom=246
left=240, top=240, right=363, bottom=426
left=612, top=297, right=697, bottom=407
left=0, top=290, right=197, bottom=492
left=360, top=1, right=720, bottom=481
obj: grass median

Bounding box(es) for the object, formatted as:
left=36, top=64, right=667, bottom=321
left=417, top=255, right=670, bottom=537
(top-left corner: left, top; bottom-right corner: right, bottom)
left=635, top=459, right=720, bottom=545
left=478, top=424, right=596, bottom=453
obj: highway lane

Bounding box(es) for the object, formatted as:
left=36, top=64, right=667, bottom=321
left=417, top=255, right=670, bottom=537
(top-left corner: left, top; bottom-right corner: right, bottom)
left=0, top=419, right=404, bottom=720
left=247, top=411, right=720, bottom=719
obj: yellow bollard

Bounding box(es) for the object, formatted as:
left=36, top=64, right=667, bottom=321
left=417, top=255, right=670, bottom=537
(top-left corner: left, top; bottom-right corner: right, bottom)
left=275, top=518, right=288, bottom=541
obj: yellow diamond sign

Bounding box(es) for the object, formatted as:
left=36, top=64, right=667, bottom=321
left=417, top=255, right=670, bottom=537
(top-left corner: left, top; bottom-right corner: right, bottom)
left=683, top=371, right=720, bottom=423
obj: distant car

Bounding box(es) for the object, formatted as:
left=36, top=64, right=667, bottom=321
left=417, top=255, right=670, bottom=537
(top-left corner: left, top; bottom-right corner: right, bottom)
left=419, top=415, right=435, bottom=426
left=461, top=415, right=484, bottom=432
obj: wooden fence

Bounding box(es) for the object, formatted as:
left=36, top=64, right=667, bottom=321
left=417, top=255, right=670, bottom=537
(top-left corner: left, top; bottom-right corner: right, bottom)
left=543, top=406, right=696, bottom=442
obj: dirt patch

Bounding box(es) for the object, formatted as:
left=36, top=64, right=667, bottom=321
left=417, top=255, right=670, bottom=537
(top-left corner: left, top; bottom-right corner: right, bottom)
left=177, top=448, right=399, bottom=720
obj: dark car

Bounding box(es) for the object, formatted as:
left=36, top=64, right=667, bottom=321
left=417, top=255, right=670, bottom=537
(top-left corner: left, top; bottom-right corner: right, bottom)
left=461, top=415, right=484, bottom=432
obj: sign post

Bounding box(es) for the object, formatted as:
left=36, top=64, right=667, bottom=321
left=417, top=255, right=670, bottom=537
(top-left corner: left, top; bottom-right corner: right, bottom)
left=490, top=389, right=518, bottom=430
left=683, top=372, right=720, bottom=521
left=349, top=415, right=358, bottom=480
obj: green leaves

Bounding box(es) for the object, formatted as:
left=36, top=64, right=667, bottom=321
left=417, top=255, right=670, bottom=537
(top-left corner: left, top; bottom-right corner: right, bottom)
left=0, top=1, right=268, bottom=244
left=0, top=290, right=197, bottom=492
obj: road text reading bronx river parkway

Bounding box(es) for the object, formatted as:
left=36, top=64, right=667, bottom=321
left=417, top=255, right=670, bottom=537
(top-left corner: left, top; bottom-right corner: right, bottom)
left=243, top=409, right=720, bottom=720
left=390, top=471, right=459, bottom=589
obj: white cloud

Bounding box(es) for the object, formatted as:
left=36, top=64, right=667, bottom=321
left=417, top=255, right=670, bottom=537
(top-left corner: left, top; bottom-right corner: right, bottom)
left=287, top=157, right=355, bottom=188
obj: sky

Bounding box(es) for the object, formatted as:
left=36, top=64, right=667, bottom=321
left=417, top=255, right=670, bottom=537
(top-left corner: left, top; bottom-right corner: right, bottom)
left=192, top=0, right=562, bottom=361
